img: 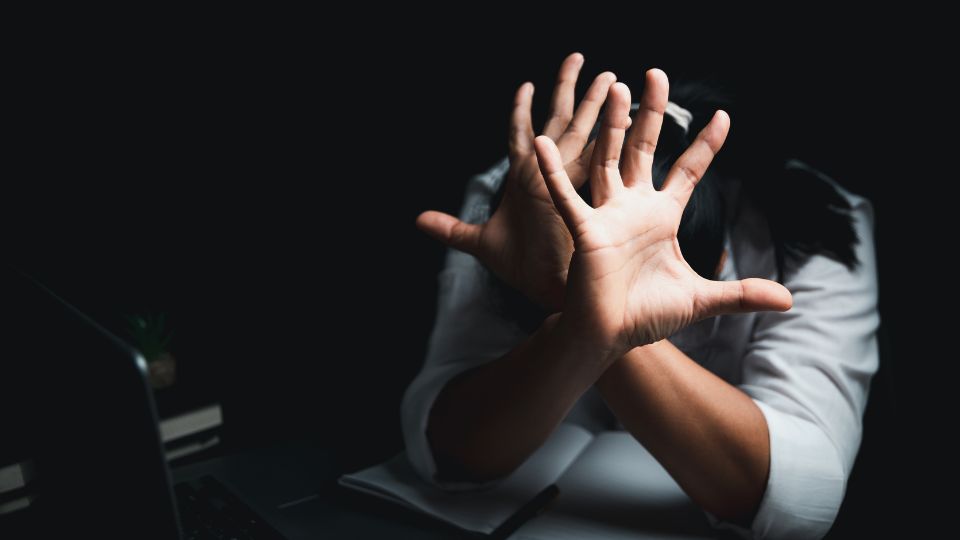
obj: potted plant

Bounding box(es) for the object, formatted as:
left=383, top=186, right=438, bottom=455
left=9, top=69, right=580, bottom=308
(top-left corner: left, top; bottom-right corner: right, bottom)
left=125, top=313, right=176, bottom=389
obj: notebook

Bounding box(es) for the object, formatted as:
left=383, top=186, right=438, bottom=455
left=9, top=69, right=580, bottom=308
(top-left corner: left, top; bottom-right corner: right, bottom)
left=338, top=423, right=716, bottom=538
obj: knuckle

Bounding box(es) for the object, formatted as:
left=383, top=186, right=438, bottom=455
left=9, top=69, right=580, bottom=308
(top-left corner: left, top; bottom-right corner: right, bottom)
left=677, top=165, right=701, bottom=185
left=629, top=138, right=657, bottom=155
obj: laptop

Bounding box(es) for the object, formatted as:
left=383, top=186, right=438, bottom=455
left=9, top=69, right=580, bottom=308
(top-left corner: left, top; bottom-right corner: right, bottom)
left=0, top=266, right=291, bottom=538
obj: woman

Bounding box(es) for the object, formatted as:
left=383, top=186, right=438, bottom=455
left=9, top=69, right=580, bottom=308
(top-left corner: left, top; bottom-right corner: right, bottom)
left=404, top=53, right=878, bottom=539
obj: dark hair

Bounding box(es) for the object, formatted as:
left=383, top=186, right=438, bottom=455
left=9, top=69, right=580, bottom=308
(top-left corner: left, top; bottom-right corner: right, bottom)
left=669, top=81, right=861, bottom=279
left=490, top=80, right=860, bottom=332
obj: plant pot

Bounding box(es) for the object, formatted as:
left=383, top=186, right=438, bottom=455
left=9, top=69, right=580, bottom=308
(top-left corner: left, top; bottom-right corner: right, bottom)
left=147, top=352, right=177, bottom=389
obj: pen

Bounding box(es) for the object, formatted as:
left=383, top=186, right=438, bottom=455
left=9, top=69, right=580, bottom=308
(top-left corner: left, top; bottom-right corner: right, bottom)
left=487, top=484, right=560, bottom=539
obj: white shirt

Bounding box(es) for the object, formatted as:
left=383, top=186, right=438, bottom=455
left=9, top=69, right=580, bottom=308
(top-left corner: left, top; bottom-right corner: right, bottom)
left=401, top=157, right=879, bottom=540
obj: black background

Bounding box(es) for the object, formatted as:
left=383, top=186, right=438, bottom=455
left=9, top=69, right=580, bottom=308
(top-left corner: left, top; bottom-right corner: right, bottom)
left=7, top=20, right=923, bottom=536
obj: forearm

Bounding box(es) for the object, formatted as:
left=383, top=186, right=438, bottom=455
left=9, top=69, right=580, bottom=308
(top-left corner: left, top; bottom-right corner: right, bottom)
left=595, top=340, right=769, bottom=522
left=427, top=313, right=614, bottom=483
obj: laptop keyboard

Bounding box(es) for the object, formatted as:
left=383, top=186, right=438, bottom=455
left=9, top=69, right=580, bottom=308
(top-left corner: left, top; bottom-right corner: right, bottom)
left=174, top=475, right=285, bottom=540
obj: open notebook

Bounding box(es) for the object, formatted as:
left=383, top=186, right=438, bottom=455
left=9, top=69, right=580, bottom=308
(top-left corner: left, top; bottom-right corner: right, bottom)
left=339, top=423, right=716, bottom=538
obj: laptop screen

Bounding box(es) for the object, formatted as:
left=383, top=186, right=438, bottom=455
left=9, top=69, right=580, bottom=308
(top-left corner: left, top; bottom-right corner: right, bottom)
left=2, top=266, right=182, bottom=538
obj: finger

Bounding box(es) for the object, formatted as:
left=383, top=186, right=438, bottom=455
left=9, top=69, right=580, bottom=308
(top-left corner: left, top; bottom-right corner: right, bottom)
left=698, top=278, right=793, bottom=318
left=534, top=135, right=592, bottom=230
left=509, top=82, right=535, bottom=161
left=588, top=82, right=631, bottom=205
left=564, top=139, right=595, bottom=189
left=542, top=53, right=584, bottom=140
left=662, top=110, right=730, bottom=208
left=622, top=69, right=669, bottom=187
left=415, top=211, right=482, bottom=255
left=556, top=71, right=616, bottom=158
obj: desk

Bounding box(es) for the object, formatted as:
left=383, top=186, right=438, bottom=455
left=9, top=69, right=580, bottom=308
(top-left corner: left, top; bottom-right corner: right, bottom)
left=173, top=437, right=469, bottom=539
left=175, top=432, right=726, bottom=539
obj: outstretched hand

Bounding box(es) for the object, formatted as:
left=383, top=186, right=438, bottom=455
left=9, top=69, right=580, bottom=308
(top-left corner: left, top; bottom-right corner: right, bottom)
left=416, top=53, right=617, bottom=310
left=536, top=71, right=792, bottom=355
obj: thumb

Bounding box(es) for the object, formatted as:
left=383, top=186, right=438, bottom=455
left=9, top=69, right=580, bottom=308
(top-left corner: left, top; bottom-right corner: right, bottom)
left=698, top=278, right=793, bottom=318
left=415, top=211, right=482, bottom=255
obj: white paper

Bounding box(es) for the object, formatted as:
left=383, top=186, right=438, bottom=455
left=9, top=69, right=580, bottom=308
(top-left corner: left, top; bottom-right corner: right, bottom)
left=338, top=422, right=594, bottom=534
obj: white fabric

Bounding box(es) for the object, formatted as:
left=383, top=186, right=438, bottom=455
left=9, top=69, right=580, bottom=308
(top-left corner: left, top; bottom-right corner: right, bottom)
left=665, top=101, right=694, bottom=133
left=401, top=157, right=879, bottom=540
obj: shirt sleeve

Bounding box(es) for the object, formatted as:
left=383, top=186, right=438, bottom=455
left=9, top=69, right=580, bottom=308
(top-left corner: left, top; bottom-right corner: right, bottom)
left=400, top=158, right=529, bottom=490
left=711, top=191, right=880, bottom=539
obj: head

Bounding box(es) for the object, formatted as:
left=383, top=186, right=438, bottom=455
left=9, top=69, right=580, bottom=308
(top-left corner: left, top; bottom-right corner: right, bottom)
left=492, top=78, right=859, bottom=331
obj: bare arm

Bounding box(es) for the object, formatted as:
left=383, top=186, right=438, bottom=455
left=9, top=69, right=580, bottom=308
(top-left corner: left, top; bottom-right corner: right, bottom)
left=596, top=341, right=769, bottom=523
left=533, top=74, right=785, bottom=522
left=428, top=319, right=770, bottom=523
left=427, top=313, right=615, bottom=482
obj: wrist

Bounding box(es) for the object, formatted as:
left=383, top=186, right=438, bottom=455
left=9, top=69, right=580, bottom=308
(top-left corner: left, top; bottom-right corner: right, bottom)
left=596, top=338, right=669, bottom=391
left=551, top=312, right=628, bottom=366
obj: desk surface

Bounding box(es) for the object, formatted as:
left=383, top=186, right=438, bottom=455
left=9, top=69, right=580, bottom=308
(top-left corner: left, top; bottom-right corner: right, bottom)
left=174, top=433, right=727, bottom=540
left=173, top=437, right=470, bottom=539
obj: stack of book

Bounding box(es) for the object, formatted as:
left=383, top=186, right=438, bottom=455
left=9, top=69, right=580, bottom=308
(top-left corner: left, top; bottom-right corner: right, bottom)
left=0, top=459, right=34, bottom=515
left=158, top=402, right=222, bottom=462
left=153, top=382, right=222, bottom=463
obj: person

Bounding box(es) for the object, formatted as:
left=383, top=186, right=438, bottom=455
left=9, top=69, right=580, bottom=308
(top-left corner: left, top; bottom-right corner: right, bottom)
left=403, top=53, right=878, bottom=539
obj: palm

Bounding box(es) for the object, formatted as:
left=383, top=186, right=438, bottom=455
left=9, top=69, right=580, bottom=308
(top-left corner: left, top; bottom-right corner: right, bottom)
left=569, top=191, right=701, bottom=348
left=417, top=54, right=615, bottom=310
left=536, top=73, right=792, bottom=352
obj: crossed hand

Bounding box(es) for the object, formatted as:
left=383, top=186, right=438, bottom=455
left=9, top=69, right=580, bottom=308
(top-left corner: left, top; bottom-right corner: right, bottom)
left=417, top=54, right=791, bottom=357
